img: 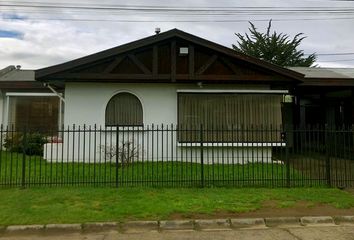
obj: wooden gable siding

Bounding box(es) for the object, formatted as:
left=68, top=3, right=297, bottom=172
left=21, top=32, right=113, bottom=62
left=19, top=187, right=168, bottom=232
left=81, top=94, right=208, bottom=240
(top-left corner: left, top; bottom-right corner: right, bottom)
left=42, top=37, right=292, bottom=84
left=36, top=29, right=304, bottom=84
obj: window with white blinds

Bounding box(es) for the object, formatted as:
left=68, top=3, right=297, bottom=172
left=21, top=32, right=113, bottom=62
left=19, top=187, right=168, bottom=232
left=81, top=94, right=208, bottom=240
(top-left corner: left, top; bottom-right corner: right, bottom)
left=178, top=93, right=283, bottom=142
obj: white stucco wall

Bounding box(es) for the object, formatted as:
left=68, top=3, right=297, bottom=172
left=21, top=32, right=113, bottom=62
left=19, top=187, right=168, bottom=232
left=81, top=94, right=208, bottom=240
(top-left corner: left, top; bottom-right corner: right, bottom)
left=0, top=91, right=3, bottom=126
left=63, top=82, right=271, bottom=126
left=43, top=82, right=287, bottom=164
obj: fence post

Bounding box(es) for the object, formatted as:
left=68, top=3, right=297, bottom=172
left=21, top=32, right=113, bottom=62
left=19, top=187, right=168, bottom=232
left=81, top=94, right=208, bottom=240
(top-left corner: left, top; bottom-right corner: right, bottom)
left=285, top=125, right=290, bottom=188
left=115, top=126, right=119, bottom=188
left=200, top=124, right=204, bottom=188
left=325, top=126, right=331, bottom=187
left=21, top=128, right=27, bottom=188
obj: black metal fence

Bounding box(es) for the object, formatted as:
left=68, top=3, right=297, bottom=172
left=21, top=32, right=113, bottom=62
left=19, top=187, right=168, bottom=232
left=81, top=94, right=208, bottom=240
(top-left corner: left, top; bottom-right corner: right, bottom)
left=0, top=124, right=353, bottom=188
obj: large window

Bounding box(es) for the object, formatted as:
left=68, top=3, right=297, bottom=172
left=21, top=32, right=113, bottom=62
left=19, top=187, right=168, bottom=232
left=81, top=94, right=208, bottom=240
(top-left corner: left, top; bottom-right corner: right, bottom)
left=8, top=96, right=60, bottom=132
left=105, top=92, right=143, bottom=126
left=178, top=93, right=283, bottom=142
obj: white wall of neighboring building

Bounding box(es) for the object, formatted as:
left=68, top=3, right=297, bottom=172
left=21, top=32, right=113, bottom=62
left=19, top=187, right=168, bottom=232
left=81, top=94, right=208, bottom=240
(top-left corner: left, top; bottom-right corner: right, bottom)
left=64, top=82, right=272, bottom=127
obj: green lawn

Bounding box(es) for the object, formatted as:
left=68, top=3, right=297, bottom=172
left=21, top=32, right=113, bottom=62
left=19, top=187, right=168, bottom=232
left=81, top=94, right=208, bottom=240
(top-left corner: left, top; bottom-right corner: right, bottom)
left=0, top=151, right=313, bottom=187
left=0, top=187, right=353, bottom=225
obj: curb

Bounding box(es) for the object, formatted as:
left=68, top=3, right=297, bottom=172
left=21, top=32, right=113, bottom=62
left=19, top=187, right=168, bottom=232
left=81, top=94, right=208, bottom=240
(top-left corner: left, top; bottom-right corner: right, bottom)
left=82, top=222, right=118, bottom=232
left=194, top=219, right=231, bottom=231
left=333, top=216, right=354, bottom=225
left=1, top=216, right=353, bottom=235
left=159, top=220, right=194, bottom=231
left=5, top=225, right=44, bottom=234
left=231, top=218, right=266, bottom=229
left=122, top=221, right=158, bottom=233
left=300, top=216, right=335, bottom=226
left=45, top=224, right=82, bottom=232
left=265, top=217, right=301, bottom=227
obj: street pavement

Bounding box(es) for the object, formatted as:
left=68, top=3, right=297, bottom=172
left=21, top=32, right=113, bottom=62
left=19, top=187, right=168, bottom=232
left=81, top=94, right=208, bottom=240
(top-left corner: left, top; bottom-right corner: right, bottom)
left=1, top=225, right=354, bottom=240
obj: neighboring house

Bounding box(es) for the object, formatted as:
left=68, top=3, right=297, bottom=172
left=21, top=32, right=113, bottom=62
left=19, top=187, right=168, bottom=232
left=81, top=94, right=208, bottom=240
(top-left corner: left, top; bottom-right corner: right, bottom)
left=289, top=67, right=354, bottom=127
left=0, top=65, right=64, bottom=131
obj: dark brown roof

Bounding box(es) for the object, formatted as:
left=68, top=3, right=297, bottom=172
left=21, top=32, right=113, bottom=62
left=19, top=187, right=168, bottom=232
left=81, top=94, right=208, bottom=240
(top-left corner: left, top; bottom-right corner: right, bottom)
left=36, top=28, right=304, bottom=82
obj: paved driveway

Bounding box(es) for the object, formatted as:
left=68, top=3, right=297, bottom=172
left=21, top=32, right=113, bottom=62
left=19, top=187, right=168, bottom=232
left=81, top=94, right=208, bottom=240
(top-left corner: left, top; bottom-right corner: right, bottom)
left=1, top=225, right=354, bottom=240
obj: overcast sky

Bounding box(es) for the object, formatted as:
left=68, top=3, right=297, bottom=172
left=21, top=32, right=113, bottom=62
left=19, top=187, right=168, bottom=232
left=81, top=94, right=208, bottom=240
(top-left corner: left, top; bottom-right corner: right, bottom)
left=0, top=0, right=354, bottom=70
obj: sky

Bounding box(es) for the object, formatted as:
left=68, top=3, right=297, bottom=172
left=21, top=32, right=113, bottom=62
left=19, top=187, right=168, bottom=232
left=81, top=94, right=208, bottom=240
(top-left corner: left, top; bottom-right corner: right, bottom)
left=0, top=0, right=354, bottom=70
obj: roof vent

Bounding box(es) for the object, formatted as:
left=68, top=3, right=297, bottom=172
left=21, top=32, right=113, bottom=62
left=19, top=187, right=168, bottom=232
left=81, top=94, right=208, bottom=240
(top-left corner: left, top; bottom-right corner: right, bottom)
left=155, top=27, right=161, bottom=35
left=179, top=47, right=189, bottom=56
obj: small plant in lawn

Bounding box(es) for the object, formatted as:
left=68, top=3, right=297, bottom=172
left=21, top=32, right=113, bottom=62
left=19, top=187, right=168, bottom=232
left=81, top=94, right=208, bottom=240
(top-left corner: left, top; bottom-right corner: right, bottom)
left=99, top=140, right=141, bottom=167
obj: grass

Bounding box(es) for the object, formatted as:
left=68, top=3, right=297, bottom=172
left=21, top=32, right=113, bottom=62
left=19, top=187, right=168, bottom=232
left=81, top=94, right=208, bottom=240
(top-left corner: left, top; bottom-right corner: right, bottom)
left=0, top=151, right=312, bottom=187
left=0, top=187, right=353, bottom=225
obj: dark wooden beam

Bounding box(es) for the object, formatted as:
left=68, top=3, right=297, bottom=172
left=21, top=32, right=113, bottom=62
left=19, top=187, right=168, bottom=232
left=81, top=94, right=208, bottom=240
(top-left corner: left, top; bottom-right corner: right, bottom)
left=188, top=44, right=195, bottom=79
left=49, top=73, right=292, bottom=82
left=153, top=45, right=158, bottom=79
left=196, top=54, right=218, bottom=75
left=171, top=40, right=176, bottom=82
left=174, top=74, right=290, bottom=82
left=128, top=54, right=152, bottom=74
left=103, top=56, right=124, bottom=73
left=52, top=73, right=165, bottom=80
left=219, top=56, right=240, bottom=74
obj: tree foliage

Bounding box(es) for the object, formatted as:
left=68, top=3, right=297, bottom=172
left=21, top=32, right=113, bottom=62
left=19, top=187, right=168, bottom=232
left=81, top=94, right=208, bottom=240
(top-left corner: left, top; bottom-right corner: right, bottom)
left=232, top=20, right=316, bottom=67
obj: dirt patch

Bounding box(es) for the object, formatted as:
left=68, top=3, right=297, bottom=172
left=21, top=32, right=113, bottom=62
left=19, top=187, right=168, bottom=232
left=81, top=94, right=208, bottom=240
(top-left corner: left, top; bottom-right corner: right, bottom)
left=168, top=201, right=354, bottom=220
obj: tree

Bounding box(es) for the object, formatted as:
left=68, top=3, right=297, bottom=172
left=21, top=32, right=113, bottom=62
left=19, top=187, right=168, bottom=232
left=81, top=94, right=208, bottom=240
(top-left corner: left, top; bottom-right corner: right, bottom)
left=232, top=20, right=316, bottom=67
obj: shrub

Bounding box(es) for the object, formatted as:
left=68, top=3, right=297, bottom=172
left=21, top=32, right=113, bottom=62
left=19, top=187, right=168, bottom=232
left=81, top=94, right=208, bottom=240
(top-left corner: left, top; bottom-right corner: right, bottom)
left=99, top=140, right=141, bottom=167
left=3, top=132, right=48, bottom=156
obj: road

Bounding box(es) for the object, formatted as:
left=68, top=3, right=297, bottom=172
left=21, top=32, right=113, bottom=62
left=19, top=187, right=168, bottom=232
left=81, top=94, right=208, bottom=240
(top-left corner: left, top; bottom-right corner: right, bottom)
left=1, top=225, right=354, bottom=240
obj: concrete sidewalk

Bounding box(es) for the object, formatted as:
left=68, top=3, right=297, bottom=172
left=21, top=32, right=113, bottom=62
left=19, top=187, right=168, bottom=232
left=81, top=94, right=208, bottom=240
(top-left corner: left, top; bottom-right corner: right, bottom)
left=1, top=225, right=354, bottom=240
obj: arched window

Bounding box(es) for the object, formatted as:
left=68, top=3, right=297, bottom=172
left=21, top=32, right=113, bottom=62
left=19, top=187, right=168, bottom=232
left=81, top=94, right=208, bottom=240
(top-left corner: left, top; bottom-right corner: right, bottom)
left=105, top=92, right=143, bottom=126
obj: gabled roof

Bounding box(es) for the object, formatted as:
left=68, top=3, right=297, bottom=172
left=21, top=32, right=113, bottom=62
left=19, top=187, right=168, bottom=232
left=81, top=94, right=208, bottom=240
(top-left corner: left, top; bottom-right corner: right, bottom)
left=36, top=28, right=304, bottom=82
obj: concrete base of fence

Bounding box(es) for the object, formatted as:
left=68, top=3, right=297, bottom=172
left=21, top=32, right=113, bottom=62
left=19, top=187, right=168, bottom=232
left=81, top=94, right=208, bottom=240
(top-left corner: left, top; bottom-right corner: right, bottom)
left=43, top=142, right=274, bottom=164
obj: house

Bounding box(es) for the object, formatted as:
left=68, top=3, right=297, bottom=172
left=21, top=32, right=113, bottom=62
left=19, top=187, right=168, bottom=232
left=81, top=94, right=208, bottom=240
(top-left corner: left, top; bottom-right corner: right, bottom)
left=0, top=65, right=64, bottom=132
left=36, top=29, right=303, bottom=129
left=33, top=28, right=307, bottom=163
left=2, top=29, right=354, bottom=164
